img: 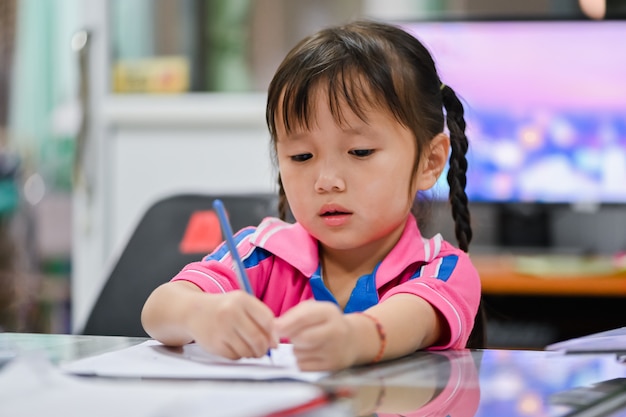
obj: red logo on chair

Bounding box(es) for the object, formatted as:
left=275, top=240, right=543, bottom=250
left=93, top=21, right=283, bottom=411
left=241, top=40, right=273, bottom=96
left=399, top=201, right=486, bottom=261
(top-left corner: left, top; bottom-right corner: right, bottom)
left=179, top=210, right=222, bottom=254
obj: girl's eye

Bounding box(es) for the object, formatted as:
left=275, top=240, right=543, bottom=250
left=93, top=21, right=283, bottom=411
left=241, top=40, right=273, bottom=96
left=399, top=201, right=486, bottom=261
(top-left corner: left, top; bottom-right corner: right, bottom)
left=349, top=149, right=375, bottom=157
left=290, top=153, right=313, bottom=162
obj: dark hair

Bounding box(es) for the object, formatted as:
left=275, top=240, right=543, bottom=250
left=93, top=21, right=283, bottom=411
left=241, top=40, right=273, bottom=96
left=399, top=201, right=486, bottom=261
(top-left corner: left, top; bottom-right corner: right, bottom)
left=266, top=20, right=472, bottom=252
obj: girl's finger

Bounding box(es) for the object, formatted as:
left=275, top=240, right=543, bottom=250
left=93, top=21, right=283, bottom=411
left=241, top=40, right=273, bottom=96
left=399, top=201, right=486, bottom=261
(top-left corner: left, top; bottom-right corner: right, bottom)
left=276, top=301, right=336, bottom=338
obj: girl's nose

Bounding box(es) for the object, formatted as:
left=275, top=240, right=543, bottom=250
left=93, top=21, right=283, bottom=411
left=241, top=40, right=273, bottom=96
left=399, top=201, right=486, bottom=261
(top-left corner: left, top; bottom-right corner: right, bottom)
left=314, top=164, right=346, bottom=193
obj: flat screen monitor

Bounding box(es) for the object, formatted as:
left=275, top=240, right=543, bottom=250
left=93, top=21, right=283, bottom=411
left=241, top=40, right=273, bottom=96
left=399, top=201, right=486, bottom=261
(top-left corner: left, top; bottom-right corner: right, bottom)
left=398, top=19, right=626, bottom=204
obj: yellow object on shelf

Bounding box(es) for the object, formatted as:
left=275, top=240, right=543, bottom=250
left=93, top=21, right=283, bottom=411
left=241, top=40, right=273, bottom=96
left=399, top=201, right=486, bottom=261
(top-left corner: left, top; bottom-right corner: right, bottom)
left=113, top=56, right=190, bottom=93
left=514, top=254, right=626, bottom=279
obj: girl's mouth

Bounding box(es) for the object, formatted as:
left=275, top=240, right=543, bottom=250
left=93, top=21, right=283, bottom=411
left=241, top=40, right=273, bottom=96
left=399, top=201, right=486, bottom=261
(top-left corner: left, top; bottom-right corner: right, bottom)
left=321, top=210, right=350, bottom=217
left=319, top=207, right=352, bottom=227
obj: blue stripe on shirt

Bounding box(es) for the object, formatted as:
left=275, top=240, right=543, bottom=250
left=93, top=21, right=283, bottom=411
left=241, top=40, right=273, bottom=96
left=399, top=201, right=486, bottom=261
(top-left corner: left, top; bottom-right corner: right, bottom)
left=242, top=247, right=272, bottom=268
left=410, top=264, right=423, bottom=280
left=437, top=255, right=458, bottom=282
left=409, top=257, right=458, bottom=281
left=203, top=228, right=256, bottom=261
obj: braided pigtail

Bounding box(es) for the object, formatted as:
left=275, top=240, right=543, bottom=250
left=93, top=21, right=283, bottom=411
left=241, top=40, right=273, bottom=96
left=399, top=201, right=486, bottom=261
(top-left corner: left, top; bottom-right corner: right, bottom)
left=442, top=84, right=485, bottom=348
left=441, top=85, right=487, bottom=349
left=441, top=85, right=472, bottom=253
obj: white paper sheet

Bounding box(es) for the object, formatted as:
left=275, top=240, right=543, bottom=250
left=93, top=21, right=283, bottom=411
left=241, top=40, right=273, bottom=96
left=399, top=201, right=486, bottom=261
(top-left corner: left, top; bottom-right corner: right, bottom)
left=61, top=340, right=329, bottom=382
left=0, top=353, right=328, bottom=417
left=546, top=326, right=626, bottom=353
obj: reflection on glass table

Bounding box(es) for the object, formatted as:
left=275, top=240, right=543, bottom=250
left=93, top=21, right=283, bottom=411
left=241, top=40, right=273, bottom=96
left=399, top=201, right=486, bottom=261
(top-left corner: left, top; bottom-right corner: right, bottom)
left=550, top=378, right=626, bottom=417
left=476, top=350, right=626, bottom=417
left=327, top=350, right=480, bottom=417
left=326, top=349, right=626, bottom=417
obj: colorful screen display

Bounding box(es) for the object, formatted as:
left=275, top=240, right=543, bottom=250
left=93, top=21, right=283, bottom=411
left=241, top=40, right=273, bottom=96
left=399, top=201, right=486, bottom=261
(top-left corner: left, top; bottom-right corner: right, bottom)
left=399, top=20, right=626, bottom=203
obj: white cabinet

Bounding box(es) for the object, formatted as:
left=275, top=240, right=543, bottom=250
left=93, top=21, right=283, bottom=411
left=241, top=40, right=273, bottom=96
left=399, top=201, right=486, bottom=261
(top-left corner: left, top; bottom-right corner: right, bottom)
left=71, top=92, right=273, bottom=331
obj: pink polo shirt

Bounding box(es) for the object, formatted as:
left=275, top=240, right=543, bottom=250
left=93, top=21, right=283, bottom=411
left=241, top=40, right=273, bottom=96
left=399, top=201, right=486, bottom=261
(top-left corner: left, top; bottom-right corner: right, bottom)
left=171, top=215, right=481, bottom=349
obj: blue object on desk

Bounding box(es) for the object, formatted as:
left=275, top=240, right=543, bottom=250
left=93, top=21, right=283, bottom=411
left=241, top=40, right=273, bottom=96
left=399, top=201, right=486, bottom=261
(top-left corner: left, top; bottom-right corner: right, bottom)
left=212, top=199, right=253, bottom=294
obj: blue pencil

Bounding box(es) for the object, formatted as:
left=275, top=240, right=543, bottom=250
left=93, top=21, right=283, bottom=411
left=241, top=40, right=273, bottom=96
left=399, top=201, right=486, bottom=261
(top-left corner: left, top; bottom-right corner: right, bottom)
left=212, top=199, right=253, bottom=294
left=212, top=199, right=273, bottom=361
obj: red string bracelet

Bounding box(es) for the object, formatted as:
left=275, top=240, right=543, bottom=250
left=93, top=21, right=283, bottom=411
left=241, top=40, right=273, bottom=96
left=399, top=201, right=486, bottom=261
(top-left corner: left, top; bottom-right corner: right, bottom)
left=357, top=312, right=387, bottom=363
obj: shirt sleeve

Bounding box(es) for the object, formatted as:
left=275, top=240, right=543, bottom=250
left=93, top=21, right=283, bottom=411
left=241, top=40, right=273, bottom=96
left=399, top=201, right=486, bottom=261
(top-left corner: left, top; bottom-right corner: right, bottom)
left=171, top=259, right=239, bottom=293
left=170, top=226, right=267, bottom=296
left=379, top=241, right=481, bottom=349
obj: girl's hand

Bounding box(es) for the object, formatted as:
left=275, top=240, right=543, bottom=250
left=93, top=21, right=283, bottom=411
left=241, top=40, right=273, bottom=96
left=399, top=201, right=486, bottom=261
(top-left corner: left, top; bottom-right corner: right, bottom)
left=275, top=300, right=358, bottom=371
left=187, top=290, right=277, bottom=360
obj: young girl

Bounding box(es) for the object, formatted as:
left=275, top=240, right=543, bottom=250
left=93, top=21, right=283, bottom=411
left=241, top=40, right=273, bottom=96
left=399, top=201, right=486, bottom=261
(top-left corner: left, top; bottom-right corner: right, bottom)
left=141, top=20, right=481, bottom=371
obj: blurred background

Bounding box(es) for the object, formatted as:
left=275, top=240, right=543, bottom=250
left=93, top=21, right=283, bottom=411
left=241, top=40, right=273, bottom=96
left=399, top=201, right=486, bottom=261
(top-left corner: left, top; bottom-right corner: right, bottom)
left=0, top=0, right=624, bottom=347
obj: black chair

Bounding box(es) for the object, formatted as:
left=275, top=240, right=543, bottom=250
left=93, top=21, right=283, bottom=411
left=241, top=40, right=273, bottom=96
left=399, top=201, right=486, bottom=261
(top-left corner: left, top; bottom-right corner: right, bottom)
left=81, top=193, right=278, bottom=337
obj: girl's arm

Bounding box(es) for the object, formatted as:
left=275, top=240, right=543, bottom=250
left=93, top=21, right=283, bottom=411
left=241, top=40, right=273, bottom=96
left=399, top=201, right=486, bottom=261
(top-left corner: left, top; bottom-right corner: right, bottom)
left=141, top=280, right=208, bottom=346
left=351, top=293, right=442, bottom=362
left=141, top=280, right=277, bottom=359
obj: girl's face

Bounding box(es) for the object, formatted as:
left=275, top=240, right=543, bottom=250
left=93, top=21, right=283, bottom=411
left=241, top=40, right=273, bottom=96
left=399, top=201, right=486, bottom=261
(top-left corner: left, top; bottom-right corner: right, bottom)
left=275, top=89, right=438, bottom=255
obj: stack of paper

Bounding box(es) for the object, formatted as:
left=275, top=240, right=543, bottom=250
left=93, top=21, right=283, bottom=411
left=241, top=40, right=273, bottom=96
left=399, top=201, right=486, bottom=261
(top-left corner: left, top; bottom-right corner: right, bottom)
left=61, top=340, right=329, bottom=382
left=546, top=327, right=626, bottom=353
left=0, top=353, right=330, bottom=417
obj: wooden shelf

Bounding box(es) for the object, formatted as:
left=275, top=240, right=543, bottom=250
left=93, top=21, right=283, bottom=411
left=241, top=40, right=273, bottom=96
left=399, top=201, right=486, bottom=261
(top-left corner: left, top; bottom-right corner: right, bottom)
left=473, top=255, right=626, bottom=297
